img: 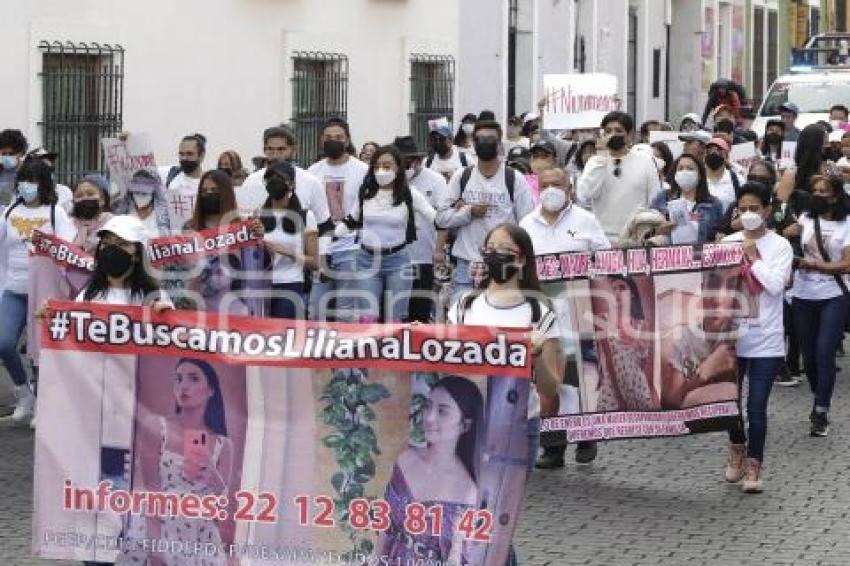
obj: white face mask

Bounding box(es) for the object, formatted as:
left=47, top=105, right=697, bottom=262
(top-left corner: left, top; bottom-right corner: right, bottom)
left=131, top=192, right=153, bottom=209
left=674, top=170, right=699, bottom=192
left=0, top=155, right=17, bottom=170
left=17, top=181, right=39, bottom=203
left=462, top=123, right=475, bottom=135
left=740, top=210, right=764, bottom=231
left=540, top=187, right=568, bottom=213
left=375, top=170, right=396, bottom=187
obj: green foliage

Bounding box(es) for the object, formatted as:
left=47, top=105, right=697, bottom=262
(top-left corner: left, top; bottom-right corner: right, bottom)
left=320, top=368, right=390, bottom=553
left=408, top=372, right=440, bottom=447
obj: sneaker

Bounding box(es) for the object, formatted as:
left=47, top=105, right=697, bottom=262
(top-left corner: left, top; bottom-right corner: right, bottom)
left=725, top=443, right=746, bottom=482
left=811, top=412, right=829, bottom=437
left=29, top=405, right=37, bottom=430
left=575, top=441, right=598, bottom=464
left=775, top=366, right=801, bottom=387
left=11, top=385, right=35, bottom=424
left=742, top=458, right=763, bottom=493
left=535, top=446, right=565, bottom=469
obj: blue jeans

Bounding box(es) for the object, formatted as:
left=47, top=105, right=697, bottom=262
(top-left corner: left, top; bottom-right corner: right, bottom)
left=728, top=356, right=783, bottom=462
left=506, top=416, right=540, bottom=566
left=0, top=291, right=29, bottom=387
left=451, top=257, right=475, bottom=305
left=308, top=249, right=358, bottom=322
left=355, top=247, right=415, bottom=322
left=792, top=295, right=850, bottom=411
left=269, top=283, right=305, bottom=319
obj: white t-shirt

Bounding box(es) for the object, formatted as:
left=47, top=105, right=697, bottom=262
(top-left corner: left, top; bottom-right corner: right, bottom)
left=723, top=231, right=793, bottom=358
left=707, top=169, right=737, bottom=213
left=236, top=166, right=330, bottom=228
left=263, top=210, right=317, bottom=284
left=75, top=287, right=170, bottom=306
left=408, top=167, right=448, bottom=264
left=448, top=290, right=561, bottom=419
left=308, top=158, right=368, bottom=255
left=519, top=204, right=610, bottom=255
left=130, top=208, right=161, bottom=238
left=164, top=172, right=200, bottom=228
left=354, top=187, right=436, bottom=250
left=0, top=203, right=75, bottom=294
left=56, top=183, right=73, bottom=213
left=436, top=164, right=535, bottom=262
left=792, top=214, right=850, bottom=300
left=427, top=148, right=474, bottom=183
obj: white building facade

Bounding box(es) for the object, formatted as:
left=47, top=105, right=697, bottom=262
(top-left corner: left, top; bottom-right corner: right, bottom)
left=1, top=0, right=458, bottom=181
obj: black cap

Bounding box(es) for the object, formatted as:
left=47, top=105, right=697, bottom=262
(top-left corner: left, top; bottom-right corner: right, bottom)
left=531, top=140, right=556, bottom=156
left=392, top=136, right=425, bottom=158
left=265, top=160, right=296, bottom=180
left=507, top=146, right=531, bottom=162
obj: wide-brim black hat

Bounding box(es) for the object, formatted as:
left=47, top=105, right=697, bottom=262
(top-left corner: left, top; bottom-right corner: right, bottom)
left=392, top=136, right=426, bottom=157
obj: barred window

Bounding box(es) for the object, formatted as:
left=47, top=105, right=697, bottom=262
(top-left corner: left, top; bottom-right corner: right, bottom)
left=290, top=51, right=349, bottom=167
left=38, top=41, right=124, bottom=186
left=409, top=54, right=455, bottom=154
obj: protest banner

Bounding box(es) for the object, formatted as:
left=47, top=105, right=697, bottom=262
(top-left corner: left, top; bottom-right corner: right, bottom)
left=33, top=301, right=531, bottom=565
left=729, top=142, right=757, bottom=172
left=779, top=141, right=797, bottom=170
left=536, top=244, right=746, bottom=442
left=147, top=219, right=263, bottom=268
left=102, top=133, right=158, bottom=201
left=542, top=74, right=619, bottom=130
left=648, top=131, right=684, bottom=159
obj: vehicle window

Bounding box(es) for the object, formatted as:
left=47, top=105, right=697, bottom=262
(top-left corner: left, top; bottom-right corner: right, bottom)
left=760, top=81, right=850, bottom=116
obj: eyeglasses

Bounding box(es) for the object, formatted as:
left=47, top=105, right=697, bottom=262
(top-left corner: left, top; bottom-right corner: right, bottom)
left=613, top=158, right=622, bottom=178
left=480, top=245, right=520, bottom=256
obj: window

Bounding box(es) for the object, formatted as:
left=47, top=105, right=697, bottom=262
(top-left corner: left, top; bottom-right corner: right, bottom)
left=408, top=54, right=455, bottom=154
left=290, top=51, right=349, bottom=167
left=753, top=7, right=765, bottom=104
left=767, top=10, right=778, bottom=87
left=38, top=41, right=124, bottom=186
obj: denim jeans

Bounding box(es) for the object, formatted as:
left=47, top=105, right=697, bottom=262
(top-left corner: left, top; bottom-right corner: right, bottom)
left=355, top=247, right=415, bottom=322
left=792, top=295, right=850, bottom=410
left=506, top=416, right=540, bottom=566
left=0, top=291, right=29, bottom=387
left=451, top=257, right=475, bottom=305
left=308, top=248, right=358, bottom=322
left=728, top=356, right=783, bottom=462
left=269, top=282, right=305, bottom=319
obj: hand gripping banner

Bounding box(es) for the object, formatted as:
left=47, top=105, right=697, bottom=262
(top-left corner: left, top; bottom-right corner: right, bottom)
left=33, top=301, right=531, bottom=565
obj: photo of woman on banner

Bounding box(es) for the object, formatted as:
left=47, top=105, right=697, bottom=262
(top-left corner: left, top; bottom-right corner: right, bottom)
left=122, top=358, right=241, bottom=566
left=590, top=274, right=660, bottom=412
left=659, top=266, right=742, bottom=410
left=378, top=375, right=483, bottom=565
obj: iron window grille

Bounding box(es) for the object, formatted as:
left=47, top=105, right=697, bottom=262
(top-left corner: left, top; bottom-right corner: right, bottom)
left=409, top=54, right=455, bottom=154
left=290, top=51, right=349, bottom=167
left=38, top=41, right=124, bottom=186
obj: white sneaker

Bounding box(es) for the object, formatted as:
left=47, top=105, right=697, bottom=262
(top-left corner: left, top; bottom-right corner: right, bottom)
left=11, top=384, right=35, bottom=424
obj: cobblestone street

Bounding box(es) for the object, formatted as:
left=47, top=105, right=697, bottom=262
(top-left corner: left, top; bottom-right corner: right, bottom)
left=3, top=364, right=850, bottom=565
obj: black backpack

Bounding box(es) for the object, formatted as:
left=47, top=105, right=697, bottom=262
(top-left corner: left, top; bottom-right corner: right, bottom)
left=426, top=151, right=469, bottom=168
left=455, top=290, right=552, bottom=331
left=166, top=165, right=181, bottom=188
left=457, top=165, right=518, bottom=204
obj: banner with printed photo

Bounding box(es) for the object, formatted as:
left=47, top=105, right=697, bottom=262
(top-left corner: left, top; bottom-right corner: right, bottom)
left=33, top=302, right=531, bottom=565
left=537, top=244, right=747, bottom=442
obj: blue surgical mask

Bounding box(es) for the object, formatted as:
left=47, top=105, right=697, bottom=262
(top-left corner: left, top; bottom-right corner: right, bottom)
left=17, top=181, right=39, bottom=203
left=0, top=155, right=16, bottom=170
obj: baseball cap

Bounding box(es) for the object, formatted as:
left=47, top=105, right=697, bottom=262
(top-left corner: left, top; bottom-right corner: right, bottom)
left=707, top=137, right=730, bottom=152
left=530, top=140, right=556, bottom=155
left=678, top=130, right=712, bottom=144
left=428, top=117, right=453, bottom=138
left=507, top=146, right=531, bottom=162
left=97, top=215, right=148, bottom=244
left=523, top=112, right=540, bottom=124
left=779, top=102, right=800, bottom=115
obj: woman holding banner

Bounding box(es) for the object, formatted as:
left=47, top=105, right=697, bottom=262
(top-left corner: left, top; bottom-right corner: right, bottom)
left=378, top=375, right=483, bottom=564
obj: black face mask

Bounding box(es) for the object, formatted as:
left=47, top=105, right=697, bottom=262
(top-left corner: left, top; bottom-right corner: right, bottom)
left=218, top=167, right=233, bottom=176
left=97, top=244, right=134, bottom=278
left=483, top=251, right=520, bottom=284
left=764, top=132, right=783, bottom=146
left=199, top=193, right=221, bottom=215
left=323, top=140, right=347, bottom=160
left=810, top=195, right=831, bottom=216
left=705, top=152, right=726, bottom=170
left=431, top=139, right=450, bottom=156
left=73, top=199, right=101, bottom=220
left=606, top=135, right=627, bottom=151
left=823, top=148, right=843, bottom=162
left=266, top=177, right=290, bottom=201
left=179, top=160, right=199, bottom=174
left=474, top=139, right=499, bottom=161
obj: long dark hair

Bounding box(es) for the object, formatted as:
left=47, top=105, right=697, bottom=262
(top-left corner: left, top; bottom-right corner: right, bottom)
left=810, top=174, right=850, bottom=221
left=82, top=240, right=159, bottom=302
left=609, top=275, right=645, bottom=321
left=669, top=153, right=713, bottom=204
left=650, top=141, right=674, bottom=179
left=794, top=124, right=826, bottom=192
left=174, top=358, right=228, bottom=436
left=431, top=376, right=483, bottom=483
left=480, top=223, right=545, bottom=294
left=574, top=139, right=597, bottom=171
left=189, top=169, right=239, bottom=231
left=360, top=146, right=412, bottom=206
left=13, top=158, right=57, bottom=206
left=260, top=160, right=306, bottom=229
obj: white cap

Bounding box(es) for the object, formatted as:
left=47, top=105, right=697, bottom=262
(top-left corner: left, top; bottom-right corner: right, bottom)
left=523, top=112, right=540, bottom=123
left=97, top=215, right=149, bottom=244
left=829, top=130, right=845, bottom=143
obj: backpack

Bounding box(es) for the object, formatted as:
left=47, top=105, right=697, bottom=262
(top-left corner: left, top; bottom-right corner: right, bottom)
left=728, top=167, right=741, bottom=196
left=455, top=290, right=553, bottom=332
left=166, top=165, right=181, bottom=188
left=426, top=150, right=469, bottom=169
left=458, top=165, right=518, bottom=204
left=5, top=199, right=56, bottom=232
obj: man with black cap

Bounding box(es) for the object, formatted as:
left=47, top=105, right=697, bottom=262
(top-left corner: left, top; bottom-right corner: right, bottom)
left=393, top=135, right=449, bottom=322
left=779, top=102, right=801, bottom=142
left=530, top=140, right=558, bottom=175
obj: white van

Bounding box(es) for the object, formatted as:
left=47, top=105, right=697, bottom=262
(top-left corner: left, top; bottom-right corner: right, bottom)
left=751, top=71, right=850, bottom=137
